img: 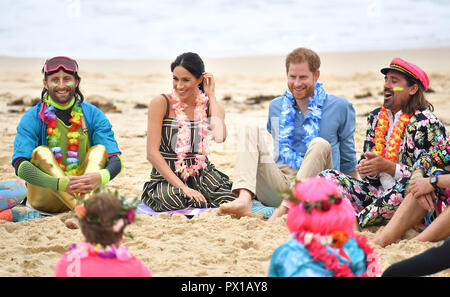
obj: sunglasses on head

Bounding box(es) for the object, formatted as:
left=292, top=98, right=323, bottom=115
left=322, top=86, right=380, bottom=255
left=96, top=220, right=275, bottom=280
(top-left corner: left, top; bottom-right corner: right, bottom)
left=43, top=56, right=78, bottom=74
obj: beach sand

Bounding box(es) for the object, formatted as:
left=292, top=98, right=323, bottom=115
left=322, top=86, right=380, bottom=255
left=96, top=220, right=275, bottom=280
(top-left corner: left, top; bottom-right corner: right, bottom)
left=0, top=47, right=449, bottom=277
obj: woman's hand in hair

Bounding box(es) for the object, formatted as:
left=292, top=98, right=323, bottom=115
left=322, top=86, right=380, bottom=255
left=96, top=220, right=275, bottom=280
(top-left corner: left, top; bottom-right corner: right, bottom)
left=202, top=72, right=215, bottom=99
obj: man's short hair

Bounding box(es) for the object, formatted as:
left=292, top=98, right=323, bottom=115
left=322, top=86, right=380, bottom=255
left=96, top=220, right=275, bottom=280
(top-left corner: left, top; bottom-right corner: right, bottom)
left=285, top=48, right=321, bottom=73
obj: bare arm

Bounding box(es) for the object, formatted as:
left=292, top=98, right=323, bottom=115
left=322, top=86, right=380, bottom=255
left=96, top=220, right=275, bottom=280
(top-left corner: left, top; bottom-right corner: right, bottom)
left=146, top=95, right=187, bottom=189
left=202, top=72, right=227, bottom=143
left=146, top=95, right=206, bottom=202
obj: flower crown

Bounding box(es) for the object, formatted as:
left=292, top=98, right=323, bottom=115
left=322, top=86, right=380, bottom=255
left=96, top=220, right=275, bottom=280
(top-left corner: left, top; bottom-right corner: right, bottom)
left=282, top=190, right=343, bottom=213
left=74, top=187, right=140, bottom=233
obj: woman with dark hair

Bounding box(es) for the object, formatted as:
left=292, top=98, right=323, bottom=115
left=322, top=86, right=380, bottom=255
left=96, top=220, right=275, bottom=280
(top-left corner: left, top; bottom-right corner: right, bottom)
left=141, top=52, right=237, bottom=211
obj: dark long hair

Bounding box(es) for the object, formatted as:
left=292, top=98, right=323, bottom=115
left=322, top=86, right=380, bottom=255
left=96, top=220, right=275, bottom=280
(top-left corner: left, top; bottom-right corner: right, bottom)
left=403, top=76, right=433, bottom=114
left=40, top=68, right=84, bottom=103
left=170, top=52, right=205, bottom=93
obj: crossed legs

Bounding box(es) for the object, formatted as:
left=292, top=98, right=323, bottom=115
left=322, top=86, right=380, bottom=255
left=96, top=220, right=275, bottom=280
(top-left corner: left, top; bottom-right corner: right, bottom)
left=27, top=145, right=107, bottom=213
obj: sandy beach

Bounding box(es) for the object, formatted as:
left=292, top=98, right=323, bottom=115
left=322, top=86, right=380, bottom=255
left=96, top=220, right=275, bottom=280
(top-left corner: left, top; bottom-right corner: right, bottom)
left=0, top=47, right=449, bottom=277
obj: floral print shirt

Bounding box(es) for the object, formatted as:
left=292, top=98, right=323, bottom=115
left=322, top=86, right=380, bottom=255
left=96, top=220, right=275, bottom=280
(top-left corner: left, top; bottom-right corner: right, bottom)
left=361, top=107, right=448, bottom=181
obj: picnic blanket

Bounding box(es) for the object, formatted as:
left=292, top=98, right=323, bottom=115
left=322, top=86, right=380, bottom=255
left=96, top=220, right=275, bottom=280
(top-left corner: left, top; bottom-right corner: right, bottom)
left=136, top=199, right=275, bottom=219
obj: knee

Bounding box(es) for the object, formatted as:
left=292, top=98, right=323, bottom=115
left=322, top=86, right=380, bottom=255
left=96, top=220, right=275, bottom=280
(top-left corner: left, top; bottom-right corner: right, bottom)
left=31, top=145, right=56, bottom=163
left=310, top=137, right=331, bottom=154
left=89, top=144, right=107, bottom=154
left=32, top=145, right=53, bottom=157
left=86, top=145, right=108, bottom=160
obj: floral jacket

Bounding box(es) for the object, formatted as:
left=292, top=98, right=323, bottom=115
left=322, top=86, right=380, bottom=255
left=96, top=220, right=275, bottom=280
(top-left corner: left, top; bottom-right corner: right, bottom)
left=361, top=107, right=448, bottom=181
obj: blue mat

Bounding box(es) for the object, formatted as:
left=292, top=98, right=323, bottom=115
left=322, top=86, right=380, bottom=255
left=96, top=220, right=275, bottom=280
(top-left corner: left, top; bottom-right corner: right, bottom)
left=136, top=199, right=275, bottom=219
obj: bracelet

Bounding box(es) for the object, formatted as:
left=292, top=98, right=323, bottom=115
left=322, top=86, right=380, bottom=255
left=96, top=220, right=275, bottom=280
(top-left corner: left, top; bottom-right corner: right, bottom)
left=411, top=172, right=423, bottom=180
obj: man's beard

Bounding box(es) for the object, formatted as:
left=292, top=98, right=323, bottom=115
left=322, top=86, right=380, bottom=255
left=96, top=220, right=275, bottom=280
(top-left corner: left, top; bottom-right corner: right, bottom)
left=48, top=88, right=76, bottom=105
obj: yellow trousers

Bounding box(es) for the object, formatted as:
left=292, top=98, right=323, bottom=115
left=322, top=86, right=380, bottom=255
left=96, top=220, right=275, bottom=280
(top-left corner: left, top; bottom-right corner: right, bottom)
left=27, top=145, right=107, bottom=213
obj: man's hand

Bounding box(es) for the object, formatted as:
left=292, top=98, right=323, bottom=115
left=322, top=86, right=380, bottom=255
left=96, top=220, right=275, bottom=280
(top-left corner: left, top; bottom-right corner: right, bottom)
left=357, top=152, right=396, bottom=177
left=409, top=176, right=434, bottom=198
left=409, top=176, right=436, bottom=212
left=414, top=193, right=436, bottom=212
left=65, top=172, right=101, bottom=195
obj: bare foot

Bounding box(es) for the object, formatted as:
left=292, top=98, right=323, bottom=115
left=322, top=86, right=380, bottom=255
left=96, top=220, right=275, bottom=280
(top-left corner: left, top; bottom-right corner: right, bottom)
left=219, top=198, right=253, bottom=218
left=65, top=217, right=80, bottom=229
left=267, top=205, right=288, bottom=223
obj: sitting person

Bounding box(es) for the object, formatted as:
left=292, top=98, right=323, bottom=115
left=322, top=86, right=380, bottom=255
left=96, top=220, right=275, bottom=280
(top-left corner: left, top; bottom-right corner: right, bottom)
left=382, top=237, right=450, bottom=277
left=268, top=177, right=380, bottom=277
left=0, top=180, right=40, bottom=222
left=320, top=57, right=448, bottom=228
left=220, top=47, right=358, bottom=219
left=12, top=56, right=122, bottom=214
left=55, top=192, right=151, bottom=277
left=374, top=141, right=450, bottom=247
left=141, top=52, right=236, bottom=211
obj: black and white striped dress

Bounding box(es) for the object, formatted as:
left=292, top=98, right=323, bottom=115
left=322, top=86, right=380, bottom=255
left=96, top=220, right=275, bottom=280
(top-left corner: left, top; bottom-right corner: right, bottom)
left=141, top=95, right=236, bottom=211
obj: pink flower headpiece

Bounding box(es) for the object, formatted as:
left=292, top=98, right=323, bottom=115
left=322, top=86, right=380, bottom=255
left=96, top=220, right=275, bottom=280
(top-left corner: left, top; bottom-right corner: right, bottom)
left=283, top=177, right=356, bottom=237
left=283, top=176, right=343, bottom=213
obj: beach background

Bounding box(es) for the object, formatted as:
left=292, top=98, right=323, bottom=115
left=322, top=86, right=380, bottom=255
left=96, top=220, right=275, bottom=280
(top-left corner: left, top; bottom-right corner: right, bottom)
left=1, top=0, right=450, bottom=277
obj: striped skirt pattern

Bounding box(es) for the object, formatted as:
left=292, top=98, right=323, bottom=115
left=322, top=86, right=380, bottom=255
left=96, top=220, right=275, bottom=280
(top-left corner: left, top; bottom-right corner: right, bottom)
left=141, top=118, right=236, bottom=211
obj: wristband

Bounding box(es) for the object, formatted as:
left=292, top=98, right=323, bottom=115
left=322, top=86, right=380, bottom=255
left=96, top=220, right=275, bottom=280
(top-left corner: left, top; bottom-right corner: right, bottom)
left=98, top=169, right=111, bottom=185
left=411, top=172, right=423, bottom=180
left=58, top=176, right=70, bottom=192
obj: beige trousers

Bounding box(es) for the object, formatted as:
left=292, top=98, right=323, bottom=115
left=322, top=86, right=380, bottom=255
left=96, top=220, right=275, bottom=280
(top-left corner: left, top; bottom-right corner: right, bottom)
left=232, top=126, right=333, bottom=207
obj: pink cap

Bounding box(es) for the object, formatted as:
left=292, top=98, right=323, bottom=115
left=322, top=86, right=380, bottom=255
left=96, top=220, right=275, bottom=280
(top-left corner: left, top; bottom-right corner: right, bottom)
left=381, top=57, right=430, bottom=91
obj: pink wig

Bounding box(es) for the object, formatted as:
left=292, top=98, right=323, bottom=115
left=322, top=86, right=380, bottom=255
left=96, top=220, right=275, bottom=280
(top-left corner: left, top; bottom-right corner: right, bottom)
left=286, top=177, right=356, bottom=236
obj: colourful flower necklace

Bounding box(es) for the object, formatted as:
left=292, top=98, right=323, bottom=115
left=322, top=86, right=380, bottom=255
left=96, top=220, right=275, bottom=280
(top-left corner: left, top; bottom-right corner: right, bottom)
left=297, top=231, right=380, bottom=277
left=279, top=82, right=326, bottom=169
left=43, top=98, right=84, bottom=175
left=372, top=106, right=412, bottom=163
left=172, top=89, right=210, bottom=181
left=68, top=242, right=133, bottom=261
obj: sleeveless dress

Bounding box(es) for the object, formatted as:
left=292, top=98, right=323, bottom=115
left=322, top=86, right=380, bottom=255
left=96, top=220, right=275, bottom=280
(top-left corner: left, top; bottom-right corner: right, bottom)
left=141, top=95, right=236, bottom=211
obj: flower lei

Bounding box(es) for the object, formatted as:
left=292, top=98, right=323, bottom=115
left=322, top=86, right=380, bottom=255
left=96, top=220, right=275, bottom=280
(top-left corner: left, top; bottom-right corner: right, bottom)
left=43, top=98, right=84, bottom=175
left=372, top=106, right=412, bottom=163
left=68, top=242, right=133, bottom=261
left=172, top=89, right=210, bottom=181
left=279, top=82, right=326, bottom=169
left=296, top=231, right=381, bottom=277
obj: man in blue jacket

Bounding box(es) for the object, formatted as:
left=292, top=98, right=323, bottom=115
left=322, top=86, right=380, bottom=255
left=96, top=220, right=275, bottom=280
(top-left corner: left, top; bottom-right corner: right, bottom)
left=12, top=56, right=122, bottom=213
left=220, top=48, right=358, bottom=220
